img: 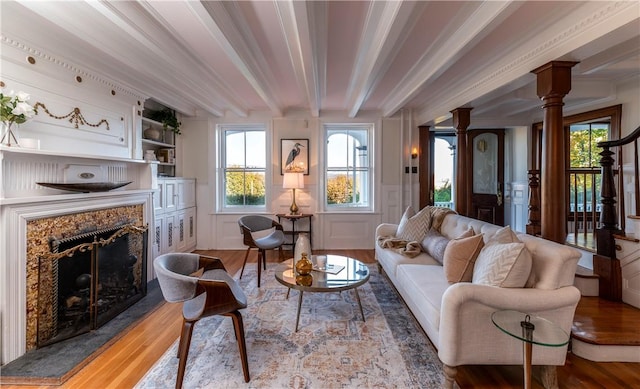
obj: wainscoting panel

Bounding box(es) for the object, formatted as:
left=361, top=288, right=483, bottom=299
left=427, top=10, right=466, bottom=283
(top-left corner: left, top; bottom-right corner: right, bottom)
left=322, top=214, right=380, bottom=249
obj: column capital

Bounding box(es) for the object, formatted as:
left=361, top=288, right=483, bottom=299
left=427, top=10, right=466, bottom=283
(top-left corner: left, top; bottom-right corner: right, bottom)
left=451, top=107, right=472, bottom=132
left=531, top=61, right=578, bottom=99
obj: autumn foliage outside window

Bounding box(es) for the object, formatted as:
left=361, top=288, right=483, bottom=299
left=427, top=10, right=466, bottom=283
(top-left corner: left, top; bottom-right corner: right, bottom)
left=325, top=125, right=372, bottom=209
left=222, top=126, right=266, bottom=208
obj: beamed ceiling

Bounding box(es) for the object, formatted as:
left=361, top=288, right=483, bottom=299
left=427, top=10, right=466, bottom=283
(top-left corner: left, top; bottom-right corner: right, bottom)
left=2, top=1, right=639, bottom=128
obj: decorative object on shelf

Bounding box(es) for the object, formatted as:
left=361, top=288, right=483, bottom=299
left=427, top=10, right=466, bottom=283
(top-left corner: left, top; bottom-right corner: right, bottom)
left=36, top=181, right=132, bottom=193
left=33, top=102, right=110, bottom=130
left=1, top=89, right=37, bottom=147
left=283, top=172, right=304, bottom=215
left=295, top=252, right=313, bottom=275
left=294, top=232, right=311, bottom=265
left=144, top=150, right=157, bottom=161
left=281, top=138, right=309, bottom=175
left=157, top=148, right=175, bottom=164
left=148, top=108, right=181, bottom=134
left=144, top=126, right=161, bottom=141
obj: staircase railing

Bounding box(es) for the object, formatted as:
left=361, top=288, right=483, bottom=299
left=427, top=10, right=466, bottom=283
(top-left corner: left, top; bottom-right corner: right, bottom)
left=594, top=124, right=640, bottom=300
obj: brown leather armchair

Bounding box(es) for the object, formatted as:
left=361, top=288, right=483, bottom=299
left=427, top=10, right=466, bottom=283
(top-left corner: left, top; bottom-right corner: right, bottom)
left=154, top=253, right=249, bottom=389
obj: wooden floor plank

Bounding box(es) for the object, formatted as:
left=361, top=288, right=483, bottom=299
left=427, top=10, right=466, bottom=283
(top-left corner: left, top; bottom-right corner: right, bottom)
left=3, top=249, right=639, bottom=388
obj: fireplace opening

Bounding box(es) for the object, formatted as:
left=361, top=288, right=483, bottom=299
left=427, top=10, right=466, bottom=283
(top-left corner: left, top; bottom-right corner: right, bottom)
left=37, top=224, right=148, bottom=348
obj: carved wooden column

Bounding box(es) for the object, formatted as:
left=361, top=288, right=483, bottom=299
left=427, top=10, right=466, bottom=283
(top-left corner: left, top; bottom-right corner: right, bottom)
left=526, top=169, right=541, bottom=236
left=452, top=108, right=472, bottom=216
left=419, top=125, right=431, bottom=208
left=531, top=61, right=577, bottom=244
left=594, top=143, right=623, bottom=300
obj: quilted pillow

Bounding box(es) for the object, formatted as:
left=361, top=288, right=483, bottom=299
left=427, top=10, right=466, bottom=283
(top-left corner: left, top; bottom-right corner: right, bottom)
left=396, top=206, right=431, bottom=242
left=443, top=234, right=485, bottom=283
left=472, top=242, right=532, bottom=287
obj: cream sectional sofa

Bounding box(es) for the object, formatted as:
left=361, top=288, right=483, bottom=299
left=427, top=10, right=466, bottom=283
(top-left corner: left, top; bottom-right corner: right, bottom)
left=375, top=212, right=581, bottom=388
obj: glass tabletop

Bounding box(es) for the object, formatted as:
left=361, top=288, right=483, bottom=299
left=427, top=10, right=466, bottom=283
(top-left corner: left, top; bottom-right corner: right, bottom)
left=491, top=310, right=570, bottom=347
left=274, top=254, right=370, bottom=292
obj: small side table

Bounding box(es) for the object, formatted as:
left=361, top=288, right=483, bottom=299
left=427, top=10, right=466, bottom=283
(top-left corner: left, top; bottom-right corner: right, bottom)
left=276, top=213, right=313, bottom=250
left=491, top=310, right=569, bottom=389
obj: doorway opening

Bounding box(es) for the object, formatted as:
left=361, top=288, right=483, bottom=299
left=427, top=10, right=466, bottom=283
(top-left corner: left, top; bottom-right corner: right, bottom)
left=433, top=136, right=455, bottom=210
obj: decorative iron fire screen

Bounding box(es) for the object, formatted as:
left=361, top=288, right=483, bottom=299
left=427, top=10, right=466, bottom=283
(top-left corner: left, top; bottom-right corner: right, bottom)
left=37, top=224, right=148, bottom=348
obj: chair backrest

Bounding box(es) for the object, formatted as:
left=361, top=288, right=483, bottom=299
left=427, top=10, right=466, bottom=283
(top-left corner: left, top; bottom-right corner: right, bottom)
left=238, top=215, right=276, bottom=233
left=154, top=253, right=201, bottom=303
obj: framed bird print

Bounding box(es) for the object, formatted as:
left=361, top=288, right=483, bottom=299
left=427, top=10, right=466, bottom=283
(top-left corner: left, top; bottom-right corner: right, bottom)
left=281, top=138, right=309, bottom=175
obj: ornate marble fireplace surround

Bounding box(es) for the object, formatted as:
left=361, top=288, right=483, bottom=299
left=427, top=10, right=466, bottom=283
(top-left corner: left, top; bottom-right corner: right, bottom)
left=0, top=151, right=155, bottom=365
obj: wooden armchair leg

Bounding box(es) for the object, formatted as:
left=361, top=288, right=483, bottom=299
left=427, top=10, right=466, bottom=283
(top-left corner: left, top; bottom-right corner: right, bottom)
left=229, top=310, right=250, bottom=382
left=239, top=248, right=251, bottom=279
left=443, top=364, right=457, bottom=389
left=263, top=249, right=267, bottom=270
left=176, top=319, right=197, bottom=389
left=257, top=250, right=263, bottom=288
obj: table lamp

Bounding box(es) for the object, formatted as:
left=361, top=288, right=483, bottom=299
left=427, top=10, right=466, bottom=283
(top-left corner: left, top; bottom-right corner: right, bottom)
left=283, top=172, right=304, bottom=215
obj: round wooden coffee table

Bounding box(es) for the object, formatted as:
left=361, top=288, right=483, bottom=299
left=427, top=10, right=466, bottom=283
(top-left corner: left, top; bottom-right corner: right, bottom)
left=274, top=254, right=370, bottom=332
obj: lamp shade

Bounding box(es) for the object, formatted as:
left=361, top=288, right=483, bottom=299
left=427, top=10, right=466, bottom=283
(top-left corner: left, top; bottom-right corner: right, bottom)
left=283, top=172, right=304, bottom=189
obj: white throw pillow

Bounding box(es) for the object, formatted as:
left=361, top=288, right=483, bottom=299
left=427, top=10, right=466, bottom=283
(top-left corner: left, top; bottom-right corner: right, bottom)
left=472, top=242, right=532, bottom=287
left=396, top=206, right=432, bottom=242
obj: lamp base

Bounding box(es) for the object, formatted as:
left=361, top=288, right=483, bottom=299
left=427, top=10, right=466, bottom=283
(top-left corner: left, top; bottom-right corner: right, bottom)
left=289, top=188, right=299, bottom=215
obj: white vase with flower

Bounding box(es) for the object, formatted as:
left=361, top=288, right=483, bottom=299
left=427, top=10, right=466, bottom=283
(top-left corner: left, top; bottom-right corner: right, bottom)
left=1, top=89, right=37, bottom=147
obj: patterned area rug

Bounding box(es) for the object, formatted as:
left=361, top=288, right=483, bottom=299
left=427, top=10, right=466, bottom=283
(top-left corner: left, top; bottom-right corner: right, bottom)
left=136, top=264, right=444, bottom=388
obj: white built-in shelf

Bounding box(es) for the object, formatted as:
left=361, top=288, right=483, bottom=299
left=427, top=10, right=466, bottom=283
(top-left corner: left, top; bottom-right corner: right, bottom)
left=141, top=139, right=175, bottom=148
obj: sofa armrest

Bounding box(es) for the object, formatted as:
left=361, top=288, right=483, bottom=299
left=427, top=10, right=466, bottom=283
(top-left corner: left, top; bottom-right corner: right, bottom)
left=438, top=283, right=581, bottom=367
left=375, top=223, right=399, bottom=239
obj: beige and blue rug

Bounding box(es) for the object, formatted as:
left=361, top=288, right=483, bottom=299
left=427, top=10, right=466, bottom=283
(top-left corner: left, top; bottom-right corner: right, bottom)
left=136, top=264, right=444, bottom=388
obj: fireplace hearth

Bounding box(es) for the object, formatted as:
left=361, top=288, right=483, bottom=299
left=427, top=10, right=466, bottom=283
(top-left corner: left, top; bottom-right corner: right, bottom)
left=37, top=224, right=148, bottom=348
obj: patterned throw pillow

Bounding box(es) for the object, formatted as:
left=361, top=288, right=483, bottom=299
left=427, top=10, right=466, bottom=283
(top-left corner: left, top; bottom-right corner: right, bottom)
left=396, top=206, right=432, bottom=242
left=443, top=234, right=485, bottom=283
left=472, top=242, right=533, bottom=287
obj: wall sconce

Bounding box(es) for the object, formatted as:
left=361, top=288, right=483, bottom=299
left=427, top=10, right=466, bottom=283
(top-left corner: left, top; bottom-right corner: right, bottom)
left=283, top=172, right=304, bottom=215
left=411, top=147, right=418, bottom=159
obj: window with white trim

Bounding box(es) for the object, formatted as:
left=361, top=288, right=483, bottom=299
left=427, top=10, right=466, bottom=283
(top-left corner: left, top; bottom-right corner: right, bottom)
left=219, top=124, right=267, bottom=211
left=324, top=124, right=372, bottom=210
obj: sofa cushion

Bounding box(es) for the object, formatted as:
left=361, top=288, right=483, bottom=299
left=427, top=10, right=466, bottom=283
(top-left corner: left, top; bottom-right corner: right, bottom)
left=472, top=242, right=532, bottom=287
left=443, top=233, right=485, bottom=283
left=396, top=264, right=450, bottom=331
left=397, top=206, right=432, bottom=242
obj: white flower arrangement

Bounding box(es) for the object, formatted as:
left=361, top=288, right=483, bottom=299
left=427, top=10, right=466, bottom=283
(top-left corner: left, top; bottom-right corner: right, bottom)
left=1, top=89, right=37, bottom=146
left=1, top=89, right=37, bottom=125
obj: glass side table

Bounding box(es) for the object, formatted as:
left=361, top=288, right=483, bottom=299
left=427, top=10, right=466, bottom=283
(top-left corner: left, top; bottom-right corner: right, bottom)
left=491, top=310, right=570, bottom=389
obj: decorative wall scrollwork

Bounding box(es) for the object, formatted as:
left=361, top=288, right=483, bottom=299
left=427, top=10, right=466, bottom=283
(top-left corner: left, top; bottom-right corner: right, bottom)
left=34, top=102, right=110, bottom=130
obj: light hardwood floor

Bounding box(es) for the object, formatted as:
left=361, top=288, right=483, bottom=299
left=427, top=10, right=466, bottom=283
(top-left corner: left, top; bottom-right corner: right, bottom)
left=3, top=249, right=639, bottom=388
